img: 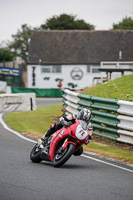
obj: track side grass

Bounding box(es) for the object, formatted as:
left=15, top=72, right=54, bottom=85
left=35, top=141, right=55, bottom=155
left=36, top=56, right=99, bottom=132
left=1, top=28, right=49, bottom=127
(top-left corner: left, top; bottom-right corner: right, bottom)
left=4, top=104, right=62, bottom=138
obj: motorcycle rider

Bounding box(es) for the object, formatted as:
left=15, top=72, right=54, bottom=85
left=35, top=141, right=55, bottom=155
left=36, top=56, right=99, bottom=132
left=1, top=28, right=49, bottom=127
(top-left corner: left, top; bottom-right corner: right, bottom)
left=39, top=108, right=93, bottom=156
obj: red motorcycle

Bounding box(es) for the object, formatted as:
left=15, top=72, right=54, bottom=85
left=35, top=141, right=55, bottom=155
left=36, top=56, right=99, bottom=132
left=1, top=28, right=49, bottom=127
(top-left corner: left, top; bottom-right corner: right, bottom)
left=30, top=119, right=90, bottom=167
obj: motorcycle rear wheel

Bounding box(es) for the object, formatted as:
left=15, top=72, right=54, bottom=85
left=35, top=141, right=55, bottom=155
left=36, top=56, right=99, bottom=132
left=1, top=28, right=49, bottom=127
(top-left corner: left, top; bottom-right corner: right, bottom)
left=53, top=143, right=75, bottom=168
left=30, top=144, right=42, bottom=163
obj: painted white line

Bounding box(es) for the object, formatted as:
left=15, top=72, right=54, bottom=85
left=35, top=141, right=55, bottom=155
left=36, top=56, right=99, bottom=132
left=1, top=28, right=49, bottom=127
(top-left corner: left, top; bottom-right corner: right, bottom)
left=0, top=113, right=36, bottom=144
left=81, top=154, right=133, bottom=173
left=0, top=113, right=133, bottom=173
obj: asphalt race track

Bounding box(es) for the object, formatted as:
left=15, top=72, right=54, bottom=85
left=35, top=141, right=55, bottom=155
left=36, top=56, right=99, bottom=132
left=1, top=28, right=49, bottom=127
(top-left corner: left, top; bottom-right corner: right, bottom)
left=0, top=122, right=133, bottom=200
left=0, top=99, right=133, bottom=200
left=36, top=98, right=62, bottom=107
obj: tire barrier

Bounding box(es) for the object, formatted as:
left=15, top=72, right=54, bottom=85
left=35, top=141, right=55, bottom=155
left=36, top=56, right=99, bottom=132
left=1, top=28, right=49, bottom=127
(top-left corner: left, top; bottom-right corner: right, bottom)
left=62, top=89, right=133, bottom=145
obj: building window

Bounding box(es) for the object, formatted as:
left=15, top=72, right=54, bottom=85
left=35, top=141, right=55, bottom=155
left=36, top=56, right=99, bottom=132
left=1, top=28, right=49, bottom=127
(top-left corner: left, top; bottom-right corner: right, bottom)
left=87, top=65, right=100, bottom=73
left=92, top=65, right=100, bottom=73
left=42, top=67, right=51, bottom=73
left=52, top=65, right=61, bottom=73
left=41, top=65, right=61, bottom=73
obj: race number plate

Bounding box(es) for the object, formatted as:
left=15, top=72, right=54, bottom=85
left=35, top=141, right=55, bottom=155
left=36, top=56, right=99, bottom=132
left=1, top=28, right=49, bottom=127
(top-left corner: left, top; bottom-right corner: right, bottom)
left=75, top=125, right=88, bottom=140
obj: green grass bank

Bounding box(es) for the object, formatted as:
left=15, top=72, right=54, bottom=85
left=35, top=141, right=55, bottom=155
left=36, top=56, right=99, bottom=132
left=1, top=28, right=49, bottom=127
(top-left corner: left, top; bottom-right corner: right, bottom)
left=81, top=74, right=133, bottom=101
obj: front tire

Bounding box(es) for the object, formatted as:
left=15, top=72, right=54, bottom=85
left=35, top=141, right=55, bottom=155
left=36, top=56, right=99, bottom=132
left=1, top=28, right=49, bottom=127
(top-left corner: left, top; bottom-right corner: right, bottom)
left=30, top=144, right=42, bottom=163
left=53, top=143, right=76, bottom=168
left=73, top=146, right=83, bottom=156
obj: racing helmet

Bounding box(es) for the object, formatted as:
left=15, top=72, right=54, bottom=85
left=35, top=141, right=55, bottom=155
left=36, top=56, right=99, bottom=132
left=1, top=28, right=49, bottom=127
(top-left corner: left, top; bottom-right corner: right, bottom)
left=77, top=108, right=91, bottom=124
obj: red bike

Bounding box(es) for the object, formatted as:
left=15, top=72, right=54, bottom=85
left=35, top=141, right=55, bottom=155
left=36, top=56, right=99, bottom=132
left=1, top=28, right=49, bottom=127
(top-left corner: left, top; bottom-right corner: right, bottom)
left=30, top=119, right=90, bottom=167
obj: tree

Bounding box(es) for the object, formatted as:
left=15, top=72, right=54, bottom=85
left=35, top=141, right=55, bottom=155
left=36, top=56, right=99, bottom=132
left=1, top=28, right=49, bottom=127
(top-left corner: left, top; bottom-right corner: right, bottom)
left=0, top=48, right=14, bottom=62
left=5, top=14, right=94, bottom=66
left=8, top=24, right=32, bottom=64
left=112, top=17, right=133, bottom=30
left=41, top=14, right=95, bottom=30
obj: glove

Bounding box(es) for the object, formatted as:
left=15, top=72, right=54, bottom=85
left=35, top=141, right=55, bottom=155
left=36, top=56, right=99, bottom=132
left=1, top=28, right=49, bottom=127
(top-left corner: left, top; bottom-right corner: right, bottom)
left=84, top=135, right=92, bottom=145
left=60, top=117, right=65, bottom=122
left=87, top=123, right=93, bottom=136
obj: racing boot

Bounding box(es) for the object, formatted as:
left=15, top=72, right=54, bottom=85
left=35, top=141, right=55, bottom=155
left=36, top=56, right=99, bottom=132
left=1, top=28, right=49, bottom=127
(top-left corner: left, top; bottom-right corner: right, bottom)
left=37, top=132, right=48, bottom=148
left=41, top=132, right=49, bottom=141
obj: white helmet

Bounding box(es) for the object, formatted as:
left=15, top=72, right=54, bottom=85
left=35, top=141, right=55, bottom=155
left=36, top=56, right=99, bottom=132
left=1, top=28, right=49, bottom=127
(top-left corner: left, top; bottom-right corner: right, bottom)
left=77, top=108, right=91, bottom=124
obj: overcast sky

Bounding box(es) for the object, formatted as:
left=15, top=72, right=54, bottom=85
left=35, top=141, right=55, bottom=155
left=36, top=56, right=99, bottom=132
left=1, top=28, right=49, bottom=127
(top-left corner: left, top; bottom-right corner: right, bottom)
left=0, top=0, right=133, bottom=44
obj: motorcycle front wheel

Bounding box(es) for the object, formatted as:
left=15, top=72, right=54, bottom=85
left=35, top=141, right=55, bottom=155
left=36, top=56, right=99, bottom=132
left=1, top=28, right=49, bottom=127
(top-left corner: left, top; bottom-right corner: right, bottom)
left=30, top=144, right=42, bottom=163
left=53, top=143, right=76, bottom=168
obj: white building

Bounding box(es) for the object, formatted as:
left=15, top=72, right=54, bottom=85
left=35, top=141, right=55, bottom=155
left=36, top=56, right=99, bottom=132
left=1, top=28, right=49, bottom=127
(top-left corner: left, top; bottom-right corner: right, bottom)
left=28, top=30, right=133, bottom=90
left=27, top=64, right=103, bottom=89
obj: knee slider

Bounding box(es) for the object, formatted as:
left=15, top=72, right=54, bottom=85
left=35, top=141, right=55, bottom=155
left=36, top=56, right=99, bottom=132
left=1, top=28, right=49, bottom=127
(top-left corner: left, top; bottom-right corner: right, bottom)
left=50, top=123, right=55, bottom=129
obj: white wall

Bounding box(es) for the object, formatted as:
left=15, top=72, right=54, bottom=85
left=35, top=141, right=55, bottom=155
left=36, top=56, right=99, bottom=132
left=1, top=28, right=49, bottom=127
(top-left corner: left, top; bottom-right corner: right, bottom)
left=0, top=81, right=7, bottom=92
left=0, top=93, right=36, bottom=113
left=27, top=64, right=104, bottom=90
left=27, top=62, right=133, bottom=90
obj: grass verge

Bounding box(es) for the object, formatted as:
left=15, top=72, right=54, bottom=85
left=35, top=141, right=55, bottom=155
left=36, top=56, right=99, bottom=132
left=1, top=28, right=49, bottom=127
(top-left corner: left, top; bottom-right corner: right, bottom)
left=83, top=142, right=133, bottom=164
left=4, top=104, right=62, bottom=138
left=4, top=103, right=133, bottom=164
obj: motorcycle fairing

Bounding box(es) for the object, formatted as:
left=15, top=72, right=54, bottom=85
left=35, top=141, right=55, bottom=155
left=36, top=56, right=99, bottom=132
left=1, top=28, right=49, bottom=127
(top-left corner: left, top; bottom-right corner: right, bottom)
left=49, top=127, right=71, bottom=161
left=49, top=119, right=89, bottom=161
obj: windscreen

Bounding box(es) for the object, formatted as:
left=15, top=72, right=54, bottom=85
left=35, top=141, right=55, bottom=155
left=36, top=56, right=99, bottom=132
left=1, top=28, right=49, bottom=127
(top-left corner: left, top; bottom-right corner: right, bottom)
left=79, top=120, right=88, bottom=130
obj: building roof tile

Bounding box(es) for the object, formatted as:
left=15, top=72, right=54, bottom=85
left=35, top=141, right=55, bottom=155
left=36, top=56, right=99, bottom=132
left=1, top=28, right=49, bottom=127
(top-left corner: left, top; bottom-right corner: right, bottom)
left=28, top=30, right=133, bottom=64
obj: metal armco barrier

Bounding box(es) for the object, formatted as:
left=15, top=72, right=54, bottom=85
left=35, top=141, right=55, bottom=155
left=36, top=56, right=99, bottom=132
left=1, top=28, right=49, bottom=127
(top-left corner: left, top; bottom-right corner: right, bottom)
left=62, top=89, right=133, bottom=145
